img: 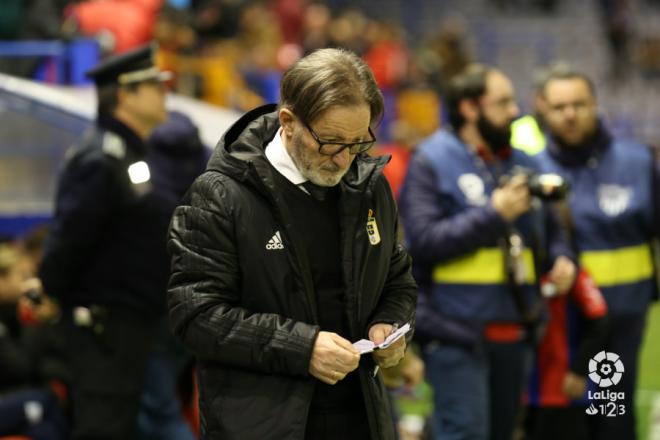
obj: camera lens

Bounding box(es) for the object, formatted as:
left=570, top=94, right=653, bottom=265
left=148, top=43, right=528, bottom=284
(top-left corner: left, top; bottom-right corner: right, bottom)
left=528, top=173, right=569, bottom=200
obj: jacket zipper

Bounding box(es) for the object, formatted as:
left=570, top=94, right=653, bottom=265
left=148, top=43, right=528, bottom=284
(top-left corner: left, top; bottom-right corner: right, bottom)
left=248, top=162, right=319, bottom=323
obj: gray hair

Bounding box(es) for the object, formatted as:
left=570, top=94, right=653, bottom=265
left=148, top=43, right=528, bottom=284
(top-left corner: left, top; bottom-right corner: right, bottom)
left=280, top=48, right=384, bottom=125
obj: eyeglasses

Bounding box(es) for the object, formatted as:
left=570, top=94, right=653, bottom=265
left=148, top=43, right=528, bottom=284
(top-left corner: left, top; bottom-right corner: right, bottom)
left=303, top=121, right=377, bottom=156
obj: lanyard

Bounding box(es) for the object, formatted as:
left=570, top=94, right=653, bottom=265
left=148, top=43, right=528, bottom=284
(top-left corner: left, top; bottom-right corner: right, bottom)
left=462, top=139, right=505, bottom=192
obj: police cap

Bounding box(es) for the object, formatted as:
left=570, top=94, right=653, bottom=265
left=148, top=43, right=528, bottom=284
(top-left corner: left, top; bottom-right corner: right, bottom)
left=86, top=43, right=172, bottom=87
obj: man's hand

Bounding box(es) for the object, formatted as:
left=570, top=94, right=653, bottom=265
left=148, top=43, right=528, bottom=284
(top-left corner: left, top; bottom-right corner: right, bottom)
left=309, top=331, right=360, bottom=385
left=562, top=371, right=587, bottom=399
left=491, top=174, right=532, bottom=222
left=548, top=256, right=577, bottom=295
left=369, top=323, right=406, bottom=369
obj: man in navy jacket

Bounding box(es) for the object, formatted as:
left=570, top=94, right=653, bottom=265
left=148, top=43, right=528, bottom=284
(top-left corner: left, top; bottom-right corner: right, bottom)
left=536, top=68, right=659, bottom=440
left=399, top=64, right=576, bottom=440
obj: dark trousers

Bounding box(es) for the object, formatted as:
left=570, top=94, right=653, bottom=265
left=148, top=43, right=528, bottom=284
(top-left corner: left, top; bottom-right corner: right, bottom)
left=590, top=313, right=647, bottom=440
left=488, top=341, right=530, bottom=440
left=305, top=404, right=371, bottom=440
left=137, top=320, right=195, bottom=440
left=524, top=406, right=589, bottom=440
left=61, top=307, right=156, bottom=440
left=424, top=339, right=529, bottom=440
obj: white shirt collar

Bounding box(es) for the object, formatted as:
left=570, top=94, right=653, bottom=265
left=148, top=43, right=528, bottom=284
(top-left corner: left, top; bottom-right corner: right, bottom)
left=265, top=128, right=307, bottom=185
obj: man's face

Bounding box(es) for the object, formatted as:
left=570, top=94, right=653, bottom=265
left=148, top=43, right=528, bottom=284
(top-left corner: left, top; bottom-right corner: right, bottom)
left=476, top=71, right=520, bottom=150
left=288, top=104, right=372, bottom=187
left=542, top=78, right=598, bottom=147
left=0, top=255, right=32, bottom=304
left=124, top=81, right=168, bottom=131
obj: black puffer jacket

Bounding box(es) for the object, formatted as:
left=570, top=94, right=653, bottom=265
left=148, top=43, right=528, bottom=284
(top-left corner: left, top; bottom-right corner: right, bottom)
left=168, top=104, right=417, bottom=440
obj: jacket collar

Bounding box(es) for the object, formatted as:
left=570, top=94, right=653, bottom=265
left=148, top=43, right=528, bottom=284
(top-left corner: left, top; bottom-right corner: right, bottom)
left=207, top=104, right=389, bottom=194
left=546, top=120, right=612, bottom=167
left=97, top=112, right=148, bottom=157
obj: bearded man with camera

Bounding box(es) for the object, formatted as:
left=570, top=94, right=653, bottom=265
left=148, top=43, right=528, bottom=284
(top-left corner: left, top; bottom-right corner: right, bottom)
left=399, top=64, right=576, bottom=440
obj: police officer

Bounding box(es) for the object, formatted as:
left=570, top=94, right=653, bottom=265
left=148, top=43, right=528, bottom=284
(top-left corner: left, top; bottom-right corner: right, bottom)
left=39, top=44, right=171, bottom=439
left=399, top=64, right=576, bottom=440
left=535, top=68, right=659, bottom=440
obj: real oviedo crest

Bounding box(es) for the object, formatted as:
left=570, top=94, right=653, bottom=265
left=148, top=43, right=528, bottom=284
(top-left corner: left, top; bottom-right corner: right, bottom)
left=366, top=209, right=381, bottom=245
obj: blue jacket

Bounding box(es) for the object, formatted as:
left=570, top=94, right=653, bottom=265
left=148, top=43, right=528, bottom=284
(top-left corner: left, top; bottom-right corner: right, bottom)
left=537, top=124, right=659, bottom=315
left=400, top=129, right=572, bottom=344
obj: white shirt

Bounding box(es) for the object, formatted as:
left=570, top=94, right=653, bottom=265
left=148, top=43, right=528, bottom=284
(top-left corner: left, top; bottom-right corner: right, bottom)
left=265, top=129, right=310, bottom=192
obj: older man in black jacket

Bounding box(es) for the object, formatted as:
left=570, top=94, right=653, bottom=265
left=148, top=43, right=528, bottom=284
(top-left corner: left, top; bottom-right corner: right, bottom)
left=168, top=48, right=417, bottom=440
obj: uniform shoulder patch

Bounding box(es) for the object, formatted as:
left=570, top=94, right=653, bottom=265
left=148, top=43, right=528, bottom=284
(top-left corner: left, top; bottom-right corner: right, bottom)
left=101, top=132, right=126, bottom=159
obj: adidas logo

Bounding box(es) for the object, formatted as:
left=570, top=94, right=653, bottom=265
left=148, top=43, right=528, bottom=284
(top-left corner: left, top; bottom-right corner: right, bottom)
left=265, top=231, right=285, bottom=250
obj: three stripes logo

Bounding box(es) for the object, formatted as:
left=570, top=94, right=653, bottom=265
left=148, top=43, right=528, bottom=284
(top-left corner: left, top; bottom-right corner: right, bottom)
left=265, top=231, right=285, bottom=250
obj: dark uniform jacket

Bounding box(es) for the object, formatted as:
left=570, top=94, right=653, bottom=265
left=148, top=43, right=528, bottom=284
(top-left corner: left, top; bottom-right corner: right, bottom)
left=167, top=104, right=418, bottom=440
left=40, top=114, right=173, bottom=317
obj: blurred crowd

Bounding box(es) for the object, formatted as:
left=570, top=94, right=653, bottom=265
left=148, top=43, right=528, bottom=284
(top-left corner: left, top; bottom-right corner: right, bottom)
left=4, top=1, right=660, bottom=147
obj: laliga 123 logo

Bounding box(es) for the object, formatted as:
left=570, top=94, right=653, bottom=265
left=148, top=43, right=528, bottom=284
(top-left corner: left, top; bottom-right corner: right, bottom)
left=585, top=351, right=626, bottom=417
left=589, top=350, right=624, bottom=387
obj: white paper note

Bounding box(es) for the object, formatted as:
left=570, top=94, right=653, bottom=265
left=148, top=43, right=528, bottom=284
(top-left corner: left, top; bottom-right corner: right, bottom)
left=352, top=323, right=411, bottom=354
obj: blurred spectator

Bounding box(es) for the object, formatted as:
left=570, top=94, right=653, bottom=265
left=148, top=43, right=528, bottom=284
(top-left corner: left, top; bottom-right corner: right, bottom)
left=65, top=0, right=164, bottom=54
left=154, top=6, right=200, bottom=96
left=525, top=267, right=609, bottom=440
left=136, top=111, right=208, bottom=440
left=38, top=44, right=170, bottom=439
left=301, top=2, right=332, bottom=54
left=269, top=0, right=307, bottom=44
left=373, top=120, right=427, bottom=201
left=328, top=9, right=370, bottom=55
left=511, top=63, right=569, bottom=156
left=236, top=2, right=284, bottom=102
left=363, top=21, right=408, bottom=90
left=399, top=64, right=576, bottom=440
left=374, top=78, right=440, bottom=200
left=535, top=67, right=659, bottom=440
left=155, top=6, right=198, bottom=53
left=147, top=111, right=210, bottom=199
left=0, top=244, right=68, bottom=440
left=382, top=349, right=433, bottom=440
left=423, top=20, right=472, bottom=96
left=192, top=0, right=244, bottom=42
left=161, top=41, right=265, bottom=110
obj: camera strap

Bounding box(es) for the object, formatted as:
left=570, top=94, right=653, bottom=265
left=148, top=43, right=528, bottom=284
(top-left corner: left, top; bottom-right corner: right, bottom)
left=502, top=227, right=544, bottom=326
left=464, top=142, right=544, bottom=326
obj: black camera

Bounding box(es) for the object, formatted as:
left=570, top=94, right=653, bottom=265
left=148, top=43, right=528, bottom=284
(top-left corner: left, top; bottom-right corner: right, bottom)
left=509, top=167, right=570, bottom=201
